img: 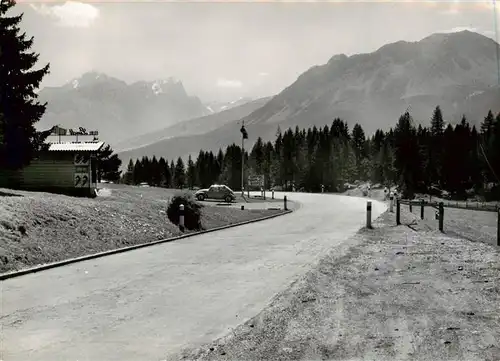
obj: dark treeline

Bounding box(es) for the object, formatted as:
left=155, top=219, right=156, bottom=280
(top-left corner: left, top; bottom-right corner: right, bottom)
left=125, top=106, right=500, bottom=200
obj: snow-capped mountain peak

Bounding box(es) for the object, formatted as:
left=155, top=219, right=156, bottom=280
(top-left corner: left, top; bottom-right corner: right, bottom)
left=151, top=81, right=163, bottom=95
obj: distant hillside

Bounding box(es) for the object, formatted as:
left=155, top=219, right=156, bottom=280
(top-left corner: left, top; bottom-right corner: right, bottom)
left=114, top=97, right=269, bottom=152
left=239, top=30, right=500, bottom=135
left=36, top=72, right=209, bottom=145
left=121, top=30, right=500, bottom=164
left=117, top=97, right=272, bottom=165
left=204, top=97, right=254, bottom=114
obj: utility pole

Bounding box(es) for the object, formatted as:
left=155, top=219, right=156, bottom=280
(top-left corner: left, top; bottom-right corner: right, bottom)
left=240, top=121, right=248, bottom=196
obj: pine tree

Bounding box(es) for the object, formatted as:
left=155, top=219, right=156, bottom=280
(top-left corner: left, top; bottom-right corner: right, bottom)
left=170, top=160, right=176, bottom=187
left=174, top=157, right=185, bottom=189
left=186, top=155, right=196, bottom=189
left=123, top=159, right=134, bottom=185
left=428, top=105, right=445, bottom=187
left=250, top=137, right=265, bottom=175
left=158, top=157, right=167, bottom=187
left=480, top=110, right=495, bottom=138
left=393, top=111, right=421, bottom=198
left=479, top=110, right=498, bottom=184
left=96, top=144, right=122, bottom=182
left=161, top=157, right=172, bottom=188
left=150, top=156, right=161, bottom=186
left=351, top=123, right=367, bottom=180
left=0, top=0, right=51, bottom=170
left=133, top=159, right=142, bottom=184
left=141, top=156, right=151, bottom=185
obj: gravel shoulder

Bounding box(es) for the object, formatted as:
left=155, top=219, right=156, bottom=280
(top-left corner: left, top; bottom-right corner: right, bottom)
left=0, top=184, right=287, bottom=274
left=174, top=207, right=500, bottom=361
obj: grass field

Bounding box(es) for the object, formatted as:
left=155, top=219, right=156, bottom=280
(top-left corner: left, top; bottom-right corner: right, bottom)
left=0, top=184, right=286, bottom=274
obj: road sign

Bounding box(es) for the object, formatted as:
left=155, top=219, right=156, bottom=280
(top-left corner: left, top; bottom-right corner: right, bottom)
left=248, top=175, right=264, bottom=187
left=74, top=173, right=89, bottom=188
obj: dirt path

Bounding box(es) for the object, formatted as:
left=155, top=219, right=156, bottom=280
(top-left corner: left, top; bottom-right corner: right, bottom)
left=174, top=208, right=500, bottom=361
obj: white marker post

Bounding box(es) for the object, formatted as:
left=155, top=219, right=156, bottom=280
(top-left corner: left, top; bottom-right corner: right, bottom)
left=389, top=192, right=394, bottom=213
left=366, top=201, right=372, bottom=229
left=179, top=204, right=185, bottom=232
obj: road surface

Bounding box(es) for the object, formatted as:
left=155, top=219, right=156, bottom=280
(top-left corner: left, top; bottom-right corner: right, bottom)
left=1, top=192, right=386, bottom=361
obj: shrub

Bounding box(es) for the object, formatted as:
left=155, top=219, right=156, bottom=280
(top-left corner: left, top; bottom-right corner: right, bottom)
left=167, top=193, right=203, bottom=230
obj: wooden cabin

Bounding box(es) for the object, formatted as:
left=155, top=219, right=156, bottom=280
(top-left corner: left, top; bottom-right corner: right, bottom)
left=0, top=126, right=103, bottom=197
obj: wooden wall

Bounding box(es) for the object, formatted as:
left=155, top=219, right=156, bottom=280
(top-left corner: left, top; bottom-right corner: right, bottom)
left=0, top=151, right=96, bottom=197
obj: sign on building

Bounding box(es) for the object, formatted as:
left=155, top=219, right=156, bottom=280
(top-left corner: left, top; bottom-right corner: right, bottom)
left=74, top=173, right=90, bottom=188
left=74, top=153, right=91, bottom=188
left=74, top=153, right=90, bottom=166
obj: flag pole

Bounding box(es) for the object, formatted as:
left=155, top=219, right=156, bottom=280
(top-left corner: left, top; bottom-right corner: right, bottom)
left=494, top=0, right=500, bottom=86
left=241, top=120, right=245, bottom=196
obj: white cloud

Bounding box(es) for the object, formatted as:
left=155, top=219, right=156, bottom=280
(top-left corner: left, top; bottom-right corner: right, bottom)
left=31, top=1, right=99, bottom=28
left=216, top=78, right=243, bottom=88
left=258, top=72, right=270, bottom=76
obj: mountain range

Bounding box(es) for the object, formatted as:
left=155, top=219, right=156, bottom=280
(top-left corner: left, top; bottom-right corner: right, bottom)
left=117, top=30, right=500, bottom=167
left=36, top=72, right=211, bottom=145
left=113, top=97, right=270, bottom=152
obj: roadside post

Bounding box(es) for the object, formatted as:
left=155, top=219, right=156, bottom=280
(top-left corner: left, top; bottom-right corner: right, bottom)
left=284, top=195, right=288, bottom=211
left=438, top=202, right=444, bottom=232
left=179, top=204, right=185, bottom=232
left=409, top=202, right=412, bottom=213
left=420, top=199, right=425, bottom=219
left=396, top=199, right=401, bottom=225
left=497, top=208, right=499, bottom=246
left=272, top=189, right=275, bottom=199
left=366, top=201, right=372, bottom=229
left=241, top=205, right=244, bottom=210
left=389, top=194, right=394, bottom=213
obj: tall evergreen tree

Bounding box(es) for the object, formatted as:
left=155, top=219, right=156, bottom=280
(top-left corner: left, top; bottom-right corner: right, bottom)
left=150, top=156, right=161, bottom=186
left=0, top=0, right=51, bottom=170
left=393, top=111, right=421, bottom=197
left=428, top=105, right=445, bottom=187
left=186, top=155, right=196, bottom=189
left=123, top=159, right=134, bottom=185
left=174, top=157, right=185, bottom=189
left=133, top=159, right=142, bottom=184
left=170, top=160, right=176, bottom=187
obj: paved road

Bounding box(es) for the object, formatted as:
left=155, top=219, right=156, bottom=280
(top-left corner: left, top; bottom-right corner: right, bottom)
left=1, top=192, right=386, bottom=361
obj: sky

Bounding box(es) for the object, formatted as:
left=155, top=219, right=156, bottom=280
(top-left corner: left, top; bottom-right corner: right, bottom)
left=13, top=0, right=500, bottom=102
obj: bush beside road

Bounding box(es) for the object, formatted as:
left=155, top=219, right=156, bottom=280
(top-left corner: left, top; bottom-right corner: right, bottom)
left=174, top=207, right=500, bottom=361
left=0, top=184, right=287, bottom=274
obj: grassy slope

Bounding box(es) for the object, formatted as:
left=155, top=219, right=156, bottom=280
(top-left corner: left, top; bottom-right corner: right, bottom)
left=0, top=184, right=284, bottom=274
left=174, top=200, right=499, bottom=361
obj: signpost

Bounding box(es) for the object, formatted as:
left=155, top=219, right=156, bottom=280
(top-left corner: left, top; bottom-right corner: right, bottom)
left=248, top=175, right=264, bottom=187
left=248, top=175, right=265, bottom=199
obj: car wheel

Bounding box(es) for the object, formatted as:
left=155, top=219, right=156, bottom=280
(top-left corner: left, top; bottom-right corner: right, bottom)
left=197, top=194, right=205, bottom=201
left=224, top=195, right=232, bottom=203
